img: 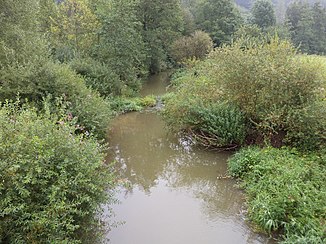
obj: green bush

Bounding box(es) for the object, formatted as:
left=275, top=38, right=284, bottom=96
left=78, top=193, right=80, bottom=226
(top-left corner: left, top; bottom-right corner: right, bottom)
left=0, top=102, right=115, bottom=243
left=137, top=95, right=157, bottom=107
left=190, top=103, right=246, bottom=147
left=109, top=97, right=142, bottom=114
left=163, top=38, right=326, bottom=149
left=163, top=98, right=246, bottom=148
left=69, top=58, right=122, bottom=96
left=0, top=61, right=113, bottom=138
left=228, top=147, right=326, bottom=242
left=227, top=146, right=262, bottom=178
left=109, top=95, right=157, bottom=114
left=285, top=100, right=326, bottom=151
left=71, top=57, right=143, bottom=97
left=162, top=70, right=224, bottom=131
left=37, top=62, right=114, bottom=138
left=210, top=40, right=325, bottom=149
left=170, top=30, right=213, bottom=64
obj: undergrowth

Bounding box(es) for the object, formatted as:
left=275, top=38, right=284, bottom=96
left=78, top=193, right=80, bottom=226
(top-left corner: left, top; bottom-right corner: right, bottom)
left=0, top=101, right=116, bottom=243
left=228, top=147, right=326, bottom=243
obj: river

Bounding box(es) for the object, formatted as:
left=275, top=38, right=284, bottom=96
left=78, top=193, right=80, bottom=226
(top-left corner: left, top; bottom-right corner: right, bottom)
left=105, top=72, right=273, bottom=244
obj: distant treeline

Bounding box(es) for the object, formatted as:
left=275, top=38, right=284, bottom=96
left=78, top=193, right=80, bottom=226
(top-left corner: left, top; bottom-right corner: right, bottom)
left=235, top=0, right=326, bottom=10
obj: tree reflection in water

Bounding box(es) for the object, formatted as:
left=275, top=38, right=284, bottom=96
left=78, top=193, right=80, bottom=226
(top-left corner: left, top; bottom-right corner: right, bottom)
left=106, top=111, right=273, bottom=244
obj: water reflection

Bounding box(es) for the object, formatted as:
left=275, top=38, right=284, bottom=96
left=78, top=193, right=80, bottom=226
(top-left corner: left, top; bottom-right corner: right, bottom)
left=106, top=111, right=273, bottom=244
left=109, top=112, right=169, bottom=192
left=140, top=71, right=171, bottom=96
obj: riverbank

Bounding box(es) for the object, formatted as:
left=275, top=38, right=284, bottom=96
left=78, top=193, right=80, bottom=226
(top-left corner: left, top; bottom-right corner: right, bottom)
left=161, top=40, right=326, bottom=243
left=228, top=147, right=326, bottom=243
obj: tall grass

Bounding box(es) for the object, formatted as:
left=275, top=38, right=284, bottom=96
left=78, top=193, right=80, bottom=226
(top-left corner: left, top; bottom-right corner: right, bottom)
left=228, top=147, right=326, bottom=243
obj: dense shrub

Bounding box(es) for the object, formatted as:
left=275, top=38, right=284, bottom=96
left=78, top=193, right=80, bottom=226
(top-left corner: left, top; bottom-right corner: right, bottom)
left=70, top=58, right=121, bottom=96
left=0, top=102, right=115, bottom=243
left=228, top=147, right=326, bottom=242
left=207, top=40, right=322, bottom=124
left=162, top=69, right=224, bottom=131
left=0, top=61, right=113, bottom=138
left=170, top=30, right=213, bottom=64
left=70, top=57, right=143, bottom=97
left=163, top=38, right=326, bottom=149
left=36, top=62, right=114, bottom=138
left=163, top=96, right=246, bottom=148
left=284, top=100, right=326, bottom=150
left=0, top=35, right=48, bottom=102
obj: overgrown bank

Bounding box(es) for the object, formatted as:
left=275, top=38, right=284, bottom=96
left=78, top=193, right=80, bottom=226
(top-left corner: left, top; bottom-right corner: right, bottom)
left=229, top=147, right=325, bottom=243
left=162, top=39, right=325, bottom=150
left=0, top=0, right=185, bottom=241
left=1, top=0, right=325, bottom=242
left=0, top=102, right=115, bottom=243
left=161, top=38, right=326, bottom=242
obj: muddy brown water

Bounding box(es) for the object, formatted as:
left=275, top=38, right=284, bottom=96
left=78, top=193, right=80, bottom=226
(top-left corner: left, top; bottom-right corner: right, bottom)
left=105, top=73, right=274, bottom=244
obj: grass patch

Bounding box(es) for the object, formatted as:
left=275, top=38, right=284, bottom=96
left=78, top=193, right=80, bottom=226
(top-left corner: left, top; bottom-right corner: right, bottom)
left=228, top=147, right=326, bottom=243
left=109, top=95, right=157, bottom=114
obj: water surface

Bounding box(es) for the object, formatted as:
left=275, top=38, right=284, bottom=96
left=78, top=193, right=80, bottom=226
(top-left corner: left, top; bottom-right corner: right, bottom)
left=140, top=71, right=171, bottom=96
left=106, top=73, right=273, bottom=244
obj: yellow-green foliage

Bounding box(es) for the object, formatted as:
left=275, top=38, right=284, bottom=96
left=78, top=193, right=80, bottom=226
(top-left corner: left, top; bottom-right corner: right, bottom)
left=137, top=95, right=157, bottom=107
left=207, top=40, right=323, bottom=120
left=170, top=30, right=213, bottom=64
left=296, top=54, right=326, bottom=88
left=163, top=38, right=326, bottom=149
left=49, top=0, right=99, bottom=56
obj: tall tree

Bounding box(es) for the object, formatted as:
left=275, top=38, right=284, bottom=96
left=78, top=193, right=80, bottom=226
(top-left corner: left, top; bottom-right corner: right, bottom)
left=251, top=0, right=276, bottom=30
left=0, top=0, right=49, bottom=100
left=194, top=0, right=243, bottom=46
left=138, top=0, right=184, bottom=73
left=286, top=1, right=326, bottom=54
left=0, top=0, right=45, bottom=62
left=94, top=0, right=147, bottom=94
left=311, top=2, right=326, bottom=54
left=181, top=7, right=196, bottom=35
left=47, top=0, right=99, bottom=61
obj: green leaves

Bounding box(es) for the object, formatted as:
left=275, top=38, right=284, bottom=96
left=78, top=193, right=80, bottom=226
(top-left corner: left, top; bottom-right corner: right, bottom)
left=286, top=2, right=326, bottom=55
left=163, top=38, right=325, bottom=149
left=94, top=0, right=146, bottom=95
left=162, top=92, right=246, bottom=148
left=194, top=0, right=243, bottom=46
left=250, top=0, right=276, bottom=30
left=188, top=103, right=246, bottom=147
left=228, top=147, right=326, bottom=242
left=0, top=103, right=115, bottom=243
left=170, top=30, right=213, bottom=64
left=138, top=0, right=184, bottom=72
